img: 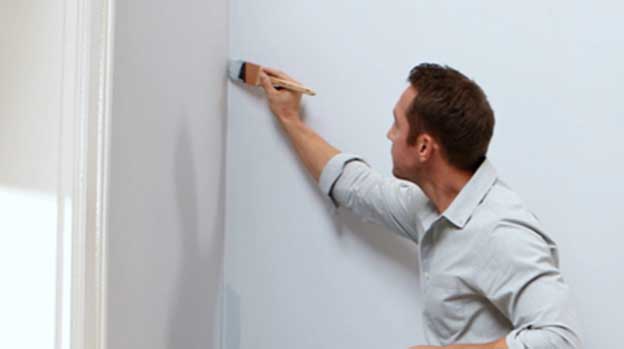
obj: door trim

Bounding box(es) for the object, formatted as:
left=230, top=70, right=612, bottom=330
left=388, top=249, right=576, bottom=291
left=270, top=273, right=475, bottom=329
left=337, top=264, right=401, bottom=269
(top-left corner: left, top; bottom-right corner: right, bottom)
left=56, top=0, right=115, bottom=348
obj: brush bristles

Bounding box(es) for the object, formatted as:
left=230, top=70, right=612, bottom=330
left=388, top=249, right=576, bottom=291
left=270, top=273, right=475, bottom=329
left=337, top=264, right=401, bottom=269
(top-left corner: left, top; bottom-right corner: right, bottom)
left=228, top=59, right=262, bottom=86
left=243, top=61, right=262, bottom=86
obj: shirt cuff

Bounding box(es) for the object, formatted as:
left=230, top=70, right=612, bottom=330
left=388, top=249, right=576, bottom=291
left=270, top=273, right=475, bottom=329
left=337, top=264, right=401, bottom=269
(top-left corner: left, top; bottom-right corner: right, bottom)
left=505, top=329, right=525, bottom=349
left=318, top=153, right=366, bottom=210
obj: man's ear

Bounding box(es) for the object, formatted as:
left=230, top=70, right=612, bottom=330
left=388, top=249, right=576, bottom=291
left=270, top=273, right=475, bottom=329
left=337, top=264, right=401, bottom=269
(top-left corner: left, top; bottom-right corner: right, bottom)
left=416, top=133, right=435, bottom=161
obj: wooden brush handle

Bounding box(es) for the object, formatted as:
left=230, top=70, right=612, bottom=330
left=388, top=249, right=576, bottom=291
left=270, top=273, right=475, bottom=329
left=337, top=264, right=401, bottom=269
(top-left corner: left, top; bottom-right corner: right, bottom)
left=269, top=77, right=316, bottom=96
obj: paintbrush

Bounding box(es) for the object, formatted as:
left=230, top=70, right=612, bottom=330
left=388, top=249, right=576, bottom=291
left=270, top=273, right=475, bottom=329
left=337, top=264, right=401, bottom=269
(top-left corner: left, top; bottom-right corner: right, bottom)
left=228, top=60, right=316, bottom=96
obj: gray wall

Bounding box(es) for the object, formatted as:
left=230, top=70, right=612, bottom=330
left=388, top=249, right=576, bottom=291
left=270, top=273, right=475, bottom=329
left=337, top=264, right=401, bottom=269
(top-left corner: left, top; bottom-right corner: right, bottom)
left=225, top=1, right=623, bottom=348
left=107, top=0, right=228, bottom=348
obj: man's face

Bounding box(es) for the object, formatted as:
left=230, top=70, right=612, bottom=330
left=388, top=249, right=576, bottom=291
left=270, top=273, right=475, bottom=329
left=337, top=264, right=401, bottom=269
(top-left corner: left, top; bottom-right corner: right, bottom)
left=387, top=85, right=421, bottom=180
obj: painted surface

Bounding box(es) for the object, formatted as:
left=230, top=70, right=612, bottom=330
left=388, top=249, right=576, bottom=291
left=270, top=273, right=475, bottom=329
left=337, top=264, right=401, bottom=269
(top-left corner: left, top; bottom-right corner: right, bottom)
left=107, top=0, right=228, bottom=348
left=225, top=1, right=623, bottom=348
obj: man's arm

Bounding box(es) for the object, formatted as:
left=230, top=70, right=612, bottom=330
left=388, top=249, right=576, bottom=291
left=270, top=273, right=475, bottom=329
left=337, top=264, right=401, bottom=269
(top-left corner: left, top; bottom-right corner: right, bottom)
left=258, top=68, right=428, bottom=242
left=474, top=223, right=583, bottom=349
left=259, top=68, right=339, bottom=181
left=407, top=226, right=581, bottom=349
left=409, top=335, right=508, bottom=349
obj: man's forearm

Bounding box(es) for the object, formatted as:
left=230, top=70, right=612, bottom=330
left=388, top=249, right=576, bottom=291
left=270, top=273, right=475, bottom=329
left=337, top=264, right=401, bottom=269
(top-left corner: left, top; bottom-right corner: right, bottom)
left=258, top=68, right=340, bottom=180
left=279, top=114, right=340, bottom=182
left=441, top=338, right=507, bottom=349
left=410, top=336, right=508, bottom=349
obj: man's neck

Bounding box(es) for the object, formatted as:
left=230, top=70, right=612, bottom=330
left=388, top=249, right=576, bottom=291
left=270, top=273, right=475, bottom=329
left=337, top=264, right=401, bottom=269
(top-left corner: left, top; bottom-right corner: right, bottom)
left=417, top=166, right=474, bottom=214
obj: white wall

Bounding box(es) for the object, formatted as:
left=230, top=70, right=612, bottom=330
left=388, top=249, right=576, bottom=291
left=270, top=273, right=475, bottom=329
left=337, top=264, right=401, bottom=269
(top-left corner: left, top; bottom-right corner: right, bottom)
left=0, top=0, right=63, bottom=193
left=0, top=1, right=64, bottom=348
left=225, top=1, right=623, bottom=348
left=107, top=0, right=228, bottom=348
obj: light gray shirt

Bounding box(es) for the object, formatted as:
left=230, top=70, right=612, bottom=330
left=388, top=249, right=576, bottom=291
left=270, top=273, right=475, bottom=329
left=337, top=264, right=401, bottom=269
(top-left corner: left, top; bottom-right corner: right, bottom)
left=318, top=153, right=582, bottom=349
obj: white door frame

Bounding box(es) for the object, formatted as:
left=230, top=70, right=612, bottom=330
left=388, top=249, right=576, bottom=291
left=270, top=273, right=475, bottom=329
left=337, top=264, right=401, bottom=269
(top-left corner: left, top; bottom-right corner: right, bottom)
left=56, top=0, right=115, bottom=348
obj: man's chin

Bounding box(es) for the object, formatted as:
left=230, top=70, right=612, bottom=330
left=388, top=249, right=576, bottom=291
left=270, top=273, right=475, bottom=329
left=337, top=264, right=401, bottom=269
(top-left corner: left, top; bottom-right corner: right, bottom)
left=392, top=168, right=405, bottom=180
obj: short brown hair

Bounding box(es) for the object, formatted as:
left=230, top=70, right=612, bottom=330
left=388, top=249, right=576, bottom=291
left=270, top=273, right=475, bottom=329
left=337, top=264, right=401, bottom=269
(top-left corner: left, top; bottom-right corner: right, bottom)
left=406, top=63, right=495, bottom=172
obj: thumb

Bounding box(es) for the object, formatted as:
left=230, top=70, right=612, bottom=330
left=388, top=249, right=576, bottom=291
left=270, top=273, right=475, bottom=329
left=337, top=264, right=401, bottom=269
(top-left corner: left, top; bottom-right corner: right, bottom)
left=259, top=72, right=276, bottom=95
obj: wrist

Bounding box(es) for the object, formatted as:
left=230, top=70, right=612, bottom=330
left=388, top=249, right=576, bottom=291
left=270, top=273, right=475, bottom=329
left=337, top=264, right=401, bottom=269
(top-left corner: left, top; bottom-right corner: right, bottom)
left=278, top=111, right=303, bottom=127
left=279, top=115, right=309, bottom=142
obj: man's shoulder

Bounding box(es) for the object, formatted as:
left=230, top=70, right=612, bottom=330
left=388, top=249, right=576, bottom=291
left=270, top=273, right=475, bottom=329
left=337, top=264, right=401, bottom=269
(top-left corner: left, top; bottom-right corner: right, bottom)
left=467, top=179, right=554, bottom=242
left=480, top=179, right=541, bottom=224
left=471, top=178, right=559, bottom=255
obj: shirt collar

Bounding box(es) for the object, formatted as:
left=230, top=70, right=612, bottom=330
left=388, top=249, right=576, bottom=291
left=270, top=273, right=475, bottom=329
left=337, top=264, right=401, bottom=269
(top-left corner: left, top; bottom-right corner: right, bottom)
left=441, top=157, right=498, bottom=229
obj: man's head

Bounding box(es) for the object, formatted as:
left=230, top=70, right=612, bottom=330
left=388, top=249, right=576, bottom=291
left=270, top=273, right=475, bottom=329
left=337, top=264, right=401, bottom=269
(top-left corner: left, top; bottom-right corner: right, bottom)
left=387, top=63, right=495, bottom=182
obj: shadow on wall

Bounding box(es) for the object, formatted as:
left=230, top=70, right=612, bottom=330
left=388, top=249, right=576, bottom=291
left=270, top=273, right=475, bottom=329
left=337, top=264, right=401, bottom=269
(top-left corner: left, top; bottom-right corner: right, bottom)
left=298, top=105, right=422, bottom=283
left=168, top=110, right=226, bottom=349
left=275, top=93, right=423, bottom=284
left=332, top=209, right=422, bottom=281
left=234, top=80, right=422, bottom=292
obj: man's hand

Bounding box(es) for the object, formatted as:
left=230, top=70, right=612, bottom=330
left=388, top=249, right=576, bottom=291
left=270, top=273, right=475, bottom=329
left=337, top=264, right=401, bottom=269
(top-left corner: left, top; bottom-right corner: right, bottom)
left=256, top=66, right=339, bottom=181
left=409, top=335, right=508, bottom=349
left=259, top=67, right=303, bottom=124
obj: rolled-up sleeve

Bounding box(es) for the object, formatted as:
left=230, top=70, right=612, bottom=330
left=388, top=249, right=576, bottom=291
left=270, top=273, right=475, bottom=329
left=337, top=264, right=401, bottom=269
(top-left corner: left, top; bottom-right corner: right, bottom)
left=318, top=153, right=430, bottom=243
left=476, top=222, right=583, bottom=349
left=318, top=153, right=365, bottom=202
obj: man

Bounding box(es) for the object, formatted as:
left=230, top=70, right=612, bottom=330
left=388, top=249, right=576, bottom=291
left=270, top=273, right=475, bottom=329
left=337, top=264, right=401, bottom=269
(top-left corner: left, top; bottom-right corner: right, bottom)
left=257, top=63, right=582, bottom=349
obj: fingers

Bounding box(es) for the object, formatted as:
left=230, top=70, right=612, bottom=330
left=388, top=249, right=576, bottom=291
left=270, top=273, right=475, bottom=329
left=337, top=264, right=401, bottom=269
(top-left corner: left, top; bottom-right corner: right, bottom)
left=262, top=67, right=301, bottom=84
left=259, top=71, right=276, bottom=95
